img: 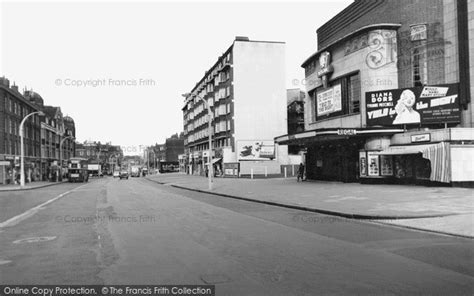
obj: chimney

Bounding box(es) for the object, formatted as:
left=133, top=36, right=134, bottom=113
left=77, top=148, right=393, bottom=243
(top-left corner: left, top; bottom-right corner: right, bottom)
left=0, top=77, right=10, bottom=87
left=10, top=83, right=19, bottom=92
left=235, top=36, right=250, bottom=42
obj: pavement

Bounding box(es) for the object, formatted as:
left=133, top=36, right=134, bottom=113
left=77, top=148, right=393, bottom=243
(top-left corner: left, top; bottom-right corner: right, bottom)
left=0, top=180, right=68, bottom=191
left=1, top=177, right=473, bottom=294
left=146, top=173, right=474, bottom=238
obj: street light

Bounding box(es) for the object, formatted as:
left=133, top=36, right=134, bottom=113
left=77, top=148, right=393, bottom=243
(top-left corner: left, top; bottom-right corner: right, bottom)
left=148, top=148, right=156, bottom=174
left=182, top=92, right=213, bottom=190
left=19, top=110, right=44, bottom=187
left=59, top=135, right=75, bottom=181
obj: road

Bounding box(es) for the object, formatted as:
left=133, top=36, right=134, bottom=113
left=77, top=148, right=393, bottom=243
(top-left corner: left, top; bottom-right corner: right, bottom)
left=0, top=177, right=473, bottom=295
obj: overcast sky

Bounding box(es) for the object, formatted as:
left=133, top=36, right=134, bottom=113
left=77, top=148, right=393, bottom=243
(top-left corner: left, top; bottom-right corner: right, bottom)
left=1, top=0, right=351, bottom=155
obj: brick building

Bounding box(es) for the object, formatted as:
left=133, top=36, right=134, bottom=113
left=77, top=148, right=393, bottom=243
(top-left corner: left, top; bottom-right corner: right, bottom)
left=287, top=89, right=306, bottom=155
left=146, top=133, right=184, bottom=172
left=164, top=133, right=184, bottom=162
left=0, top=78, right=42, bottom=184
left=276, top=0, right=474, bottom=186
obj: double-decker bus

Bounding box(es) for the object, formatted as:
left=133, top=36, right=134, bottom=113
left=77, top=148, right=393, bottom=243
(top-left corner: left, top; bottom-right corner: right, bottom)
left=68, top=158, right=89, bottom=183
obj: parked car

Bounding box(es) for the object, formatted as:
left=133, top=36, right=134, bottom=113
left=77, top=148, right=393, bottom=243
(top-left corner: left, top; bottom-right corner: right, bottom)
left=113, top=171, right=120, bottom=178
left=119, top=170, right=129, bottom=180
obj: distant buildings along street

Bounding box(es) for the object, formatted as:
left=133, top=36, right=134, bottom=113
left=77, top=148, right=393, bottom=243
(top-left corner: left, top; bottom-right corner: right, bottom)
left=148, top=133, right=184, bottom=173
left=76, top=141, right=124, bottom=175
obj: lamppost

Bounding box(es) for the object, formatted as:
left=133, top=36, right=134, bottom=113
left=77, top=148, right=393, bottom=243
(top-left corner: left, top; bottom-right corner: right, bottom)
left=182, top=92, right=213, bottom=190
left=148, top=148, right=156, bottom=174
left=59, top=135, right=75, bottom=181
left=19, top=111, right=44, bottom=187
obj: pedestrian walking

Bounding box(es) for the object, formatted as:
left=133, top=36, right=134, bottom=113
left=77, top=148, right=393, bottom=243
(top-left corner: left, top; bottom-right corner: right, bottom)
left=297, top=163, right=305, bottom=182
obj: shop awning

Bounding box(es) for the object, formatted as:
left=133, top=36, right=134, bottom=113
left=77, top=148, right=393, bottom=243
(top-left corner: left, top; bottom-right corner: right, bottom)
left=205, top=158, right=222, bottom=165
left=379, top=143, right=451, bottom=183
left=377, top=144, right=438, bottom=155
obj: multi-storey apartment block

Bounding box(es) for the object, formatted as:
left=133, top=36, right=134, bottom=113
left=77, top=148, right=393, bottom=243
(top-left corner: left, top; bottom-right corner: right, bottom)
left=182, top=36, right=289, bottom=177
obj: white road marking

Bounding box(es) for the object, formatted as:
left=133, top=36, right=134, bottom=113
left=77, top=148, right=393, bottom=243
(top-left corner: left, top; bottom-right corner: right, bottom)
left=0, top=183, right=90, bottom=228
left=12, top=236, right=57, bottom=244
left=0, top=259, right=12, bottom=265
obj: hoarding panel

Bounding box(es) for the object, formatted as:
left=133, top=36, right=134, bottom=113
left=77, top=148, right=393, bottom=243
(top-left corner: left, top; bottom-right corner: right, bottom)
left=317, top=84, right=342, bottom=116
left=365, top=84, right=460, bottom=126
left=237, top=140, right=275, bottom=161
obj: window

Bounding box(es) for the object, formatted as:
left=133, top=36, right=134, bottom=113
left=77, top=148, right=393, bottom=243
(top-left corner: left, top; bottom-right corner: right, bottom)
left=305, top=60, right=316, bottom=77
left=412, top=47, right=427, bottom=87
left=313, top=72, right=361, bottom=121
left=348, top=74, right=360, bottom=114
left=219, top=104, right=226, bottom=115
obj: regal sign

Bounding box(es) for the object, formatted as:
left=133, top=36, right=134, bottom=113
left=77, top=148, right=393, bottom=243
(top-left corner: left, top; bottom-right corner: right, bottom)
left=365, top=84, right=460, bottom=126
left=317, top=51, right=334, bottom=88
left=337, top=129, right=357, bottom=136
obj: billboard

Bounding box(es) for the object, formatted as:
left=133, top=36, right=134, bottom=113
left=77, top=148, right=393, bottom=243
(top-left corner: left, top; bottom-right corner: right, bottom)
left=317, top=84, right=342, bottom=116
left=366, top=84, right=460, bottom=126
left=237, top=141, right=275, bottom=161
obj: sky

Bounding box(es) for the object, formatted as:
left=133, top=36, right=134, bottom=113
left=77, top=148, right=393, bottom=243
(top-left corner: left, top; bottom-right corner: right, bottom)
left=0, top=0, right=352, bottom=155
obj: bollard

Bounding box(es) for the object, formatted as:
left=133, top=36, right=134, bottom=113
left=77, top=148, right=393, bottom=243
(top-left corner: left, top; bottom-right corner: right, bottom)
left=251, top=168, right=254, bottom=179
left=265, top=166, right=267, bottom=177
left=292, top=165, right=295, bottom=176
left=284, top=167, right=287, bottom=178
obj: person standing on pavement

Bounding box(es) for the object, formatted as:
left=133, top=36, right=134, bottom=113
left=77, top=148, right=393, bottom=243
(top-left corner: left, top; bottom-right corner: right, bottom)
left=297, top=163, right=305, bottom=182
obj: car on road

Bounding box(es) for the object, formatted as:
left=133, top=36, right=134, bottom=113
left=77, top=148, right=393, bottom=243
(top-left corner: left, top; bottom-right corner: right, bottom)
left=113, top=171, right=120, bottom=178
left=119, top=170, right=129, bottom=180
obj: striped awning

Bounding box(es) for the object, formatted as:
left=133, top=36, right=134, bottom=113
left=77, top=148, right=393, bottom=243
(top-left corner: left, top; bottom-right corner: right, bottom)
left=379, top=142, right=451, bottom=183
left=422, top=142, right=451, bottom=183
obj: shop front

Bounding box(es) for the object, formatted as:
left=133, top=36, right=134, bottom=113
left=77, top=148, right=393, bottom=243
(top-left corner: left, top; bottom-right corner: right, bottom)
left=0, top=155, right=42, bottom=185
left=275, top=128, right=404, bottom=183
left=0, top=156, right=15, bottom=185
left=178, top=154, right=187, bottom=173
left=360, top=143, right=446, bottom=185
left=191, top=151, right=203, bottom=176
left=360, top=129, right=474, bottom=186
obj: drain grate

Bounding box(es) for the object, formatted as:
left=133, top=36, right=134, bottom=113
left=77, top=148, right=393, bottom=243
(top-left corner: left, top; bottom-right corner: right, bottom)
left=12, top=236, right=57, bottom=244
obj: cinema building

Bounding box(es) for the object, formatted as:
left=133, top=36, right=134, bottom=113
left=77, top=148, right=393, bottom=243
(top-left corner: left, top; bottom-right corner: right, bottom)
left=275, top=0, right=474, bottom=186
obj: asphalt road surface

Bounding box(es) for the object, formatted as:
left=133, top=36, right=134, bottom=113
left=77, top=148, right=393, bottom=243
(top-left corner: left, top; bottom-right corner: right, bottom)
left=1, top=177, right=473, bottom=295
